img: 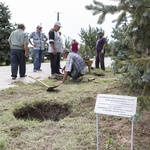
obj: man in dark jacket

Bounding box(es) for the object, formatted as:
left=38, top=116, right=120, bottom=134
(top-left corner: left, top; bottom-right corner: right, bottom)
left=95, top=29, right=106, bottom=70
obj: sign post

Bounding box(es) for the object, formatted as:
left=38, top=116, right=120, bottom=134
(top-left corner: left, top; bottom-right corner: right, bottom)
left=131, top=121, right=134, bottom=150
left=94, top=94, right=137, bottom=150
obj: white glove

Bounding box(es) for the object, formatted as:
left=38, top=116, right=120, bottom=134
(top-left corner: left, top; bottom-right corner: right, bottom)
left=101, top=49, right=104, bottom=54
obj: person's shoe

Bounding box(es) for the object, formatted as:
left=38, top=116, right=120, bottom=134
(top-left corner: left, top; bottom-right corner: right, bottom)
left=20, top=75, right=27, bottom=78
left=75, top=77, right=83, bottom=82
left=49, top=75, right=56, bottom=79
left=57, top=72, right=63, bottom=75
left=12, top=77, right=16, bottom=80
left=37, top=69, right=42, bottom=71
left=33, top=69, right=37, bottom=72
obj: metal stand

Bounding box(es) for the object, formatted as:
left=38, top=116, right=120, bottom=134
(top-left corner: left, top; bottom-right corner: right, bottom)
left=96, top=113, right=134, bottom=150
left=96, top=114, right=99, bottom=150
left=131, top=121, right=134, bottom=150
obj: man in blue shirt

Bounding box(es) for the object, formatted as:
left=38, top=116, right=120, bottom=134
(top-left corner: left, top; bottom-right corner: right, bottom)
left=29, top=26, right=48, bottom=72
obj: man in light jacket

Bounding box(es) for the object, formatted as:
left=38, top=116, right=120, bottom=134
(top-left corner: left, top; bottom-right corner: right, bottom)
left=8, top=24, right=29, bottom=80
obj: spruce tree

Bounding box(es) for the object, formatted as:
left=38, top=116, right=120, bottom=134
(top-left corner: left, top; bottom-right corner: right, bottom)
left=0, top=2, right=14, bottom=65
left=86, top=0, right=150, bottom=110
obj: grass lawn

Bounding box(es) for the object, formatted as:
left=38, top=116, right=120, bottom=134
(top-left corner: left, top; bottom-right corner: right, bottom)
left=0, top=68, right=149, bottom=150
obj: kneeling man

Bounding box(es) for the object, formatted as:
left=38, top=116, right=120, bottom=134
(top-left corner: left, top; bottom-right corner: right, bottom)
left=61, top=49, right=87, bottom=83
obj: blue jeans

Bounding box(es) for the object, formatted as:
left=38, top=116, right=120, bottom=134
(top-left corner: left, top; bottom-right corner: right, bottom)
left=33, top=50, right=43, bottom=70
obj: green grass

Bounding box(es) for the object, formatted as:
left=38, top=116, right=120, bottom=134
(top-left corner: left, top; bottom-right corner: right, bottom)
left=0, top=68, right=149, bottom=150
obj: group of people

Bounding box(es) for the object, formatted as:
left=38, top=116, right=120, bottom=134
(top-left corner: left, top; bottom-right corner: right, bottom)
left=8, top=21, right=106, bottom=83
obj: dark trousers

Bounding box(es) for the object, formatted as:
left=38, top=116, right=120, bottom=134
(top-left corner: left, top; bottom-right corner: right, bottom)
left=67, top=65, right=82, bottom=79
left=95, top=51, right=105, bottom=70
left=10, top=49, right=26, bottom=77
left=50, top=52, right=60, bottom=75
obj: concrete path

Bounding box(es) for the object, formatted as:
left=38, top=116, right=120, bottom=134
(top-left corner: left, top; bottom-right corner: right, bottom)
left=0, top=58, right=112, bottom=90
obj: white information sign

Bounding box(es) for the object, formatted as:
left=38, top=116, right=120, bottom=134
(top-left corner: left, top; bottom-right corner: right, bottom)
left=94, top=94, right=137, bottom=118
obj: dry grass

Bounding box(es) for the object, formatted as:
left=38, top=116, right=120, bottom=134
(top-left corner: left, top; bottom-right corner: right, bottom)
left=0, top=68, right=149, bottom=150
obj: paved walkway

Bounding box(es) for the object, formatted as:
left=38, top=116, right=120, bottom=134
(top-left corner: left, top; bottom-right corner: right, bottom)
left=0, top=58, right=112, bottom=90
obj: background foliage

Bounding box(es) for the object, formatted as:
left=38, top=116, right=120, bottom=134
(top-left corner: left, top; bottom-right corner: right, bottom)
left=85, top=0, right=150, bottom=111
left=0, top=2, right=15, bottom=65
